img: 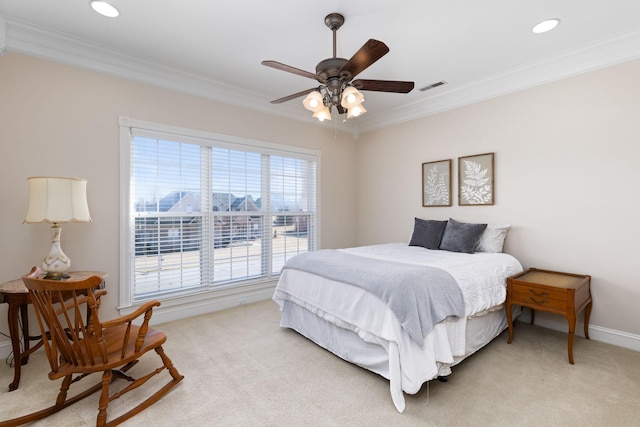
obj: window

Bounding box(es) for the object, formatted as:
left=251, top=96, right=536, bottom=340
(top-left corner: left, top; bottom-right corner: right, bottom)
left=119, top=118, right=318, bottom=308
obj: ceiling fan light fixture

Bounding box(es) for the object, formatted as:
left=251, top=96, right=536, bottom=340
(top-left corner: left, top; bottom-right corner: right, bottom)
left=347, top=104, right=366, bottom=119
left=303, top=91, right=324, bottom=112
left=263, top=12, right=413, bottom=121
left=532, top=18, right=560, bottom=34
left=340, top=86, right=364, bottom=109
left=90, top=1, right=120, bottom=18
left=312, top=105, right=332, bottom=121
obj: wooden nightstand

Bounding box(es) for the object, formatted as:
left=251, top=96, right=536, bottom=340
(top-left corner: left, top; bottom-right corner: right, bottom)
left=505, top=268, right=592, bottom=364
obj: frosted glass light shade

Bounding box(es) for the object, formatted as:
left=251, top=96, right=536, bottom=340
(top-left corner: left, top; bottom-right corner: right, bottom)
left=312, top=105, right=332, bottom=121
left=24, top=177, right=92, bottom=224
left=303, top=91, right=324, bottom=112
left=347, top=104, right=367, bottom=119
left=340, top=86, right=365, bottom=109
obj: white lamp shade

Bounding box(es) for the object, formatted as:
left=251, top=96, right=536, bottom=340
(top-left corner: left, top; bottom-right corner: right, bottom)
left=24, top=176, right=92, bottom=224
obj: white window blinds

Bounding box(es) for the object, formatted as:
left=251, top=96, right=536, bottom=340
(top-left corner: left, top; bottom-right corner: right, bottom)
left=121, top=119, right=318, bottom=305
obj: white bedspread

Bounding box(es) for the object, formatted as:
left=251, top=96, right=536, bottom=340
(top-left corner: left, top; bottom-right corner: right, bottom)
left=340, top=243, right=522, bottom=317
left=273, top=243, right=523, bottom=412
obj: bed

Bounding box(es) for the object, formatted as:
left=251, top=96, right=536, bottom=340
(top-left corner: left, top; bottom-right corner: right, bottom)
left=272, top=219, right=523, bottom=412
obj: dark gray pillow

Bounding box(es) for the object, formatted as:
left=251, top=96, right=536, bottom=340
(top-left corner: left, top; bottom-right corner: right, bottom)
left=409, top=218, right=448, bottom=250
left=439, top=218, right=487, bottom=253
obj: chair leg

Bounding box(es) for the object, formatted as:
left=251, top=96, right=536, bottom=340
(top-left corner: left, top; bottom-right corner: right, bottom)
left=97, top=370, right=112, bottom=427
left=155, top=346, right=183, bottom=381
left=55, top=375, right=73, bottom=406
left=104, top=348, right=184, bottom=426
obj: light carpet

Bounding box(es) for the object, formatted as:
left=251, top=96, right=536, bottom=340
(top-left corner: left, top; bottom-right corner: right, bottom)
left=1, top=300, right=638, bottom=426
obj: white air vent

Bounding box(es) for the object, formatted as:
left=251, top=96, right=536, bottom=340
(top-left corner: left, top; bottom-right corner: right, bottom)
left=419, top=81, right=447, bottom=92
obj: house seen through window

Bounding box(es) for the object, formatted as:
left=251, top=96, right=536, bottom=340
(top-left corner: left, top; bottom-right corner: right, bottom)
left=120, top=118, right=318, bottom=306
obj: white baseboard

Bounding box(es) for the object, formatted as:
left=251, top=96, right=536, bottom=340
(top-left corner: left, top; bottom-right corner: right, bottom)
left=517, top=311, right=640, bottom=352
left=148, top=284, right=276, bottom=326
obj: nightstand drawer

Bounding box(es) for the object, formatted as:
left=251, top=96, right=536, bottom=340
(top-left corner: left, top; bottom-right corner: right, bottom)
left=511, top=288, right=568, bottom=311
left=511, top=283, right=567, bottom=303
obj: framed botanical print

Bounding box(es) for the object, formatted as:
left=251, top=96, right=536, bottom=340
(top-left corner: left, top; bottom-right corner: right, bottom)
left=458, top=152, right=494, bottom=205
left=422, top=159, right=452, bottom=207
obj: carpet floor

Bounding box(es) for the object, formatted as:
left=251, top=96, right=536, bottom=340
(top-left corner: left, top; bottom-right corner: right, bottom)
left=1, top=300, right=638, bottom=426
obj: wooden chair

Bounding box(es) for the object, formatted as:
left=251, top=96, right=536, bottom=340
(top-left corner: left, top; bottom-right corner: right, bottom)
left=2, top=267, right=184, bottom=427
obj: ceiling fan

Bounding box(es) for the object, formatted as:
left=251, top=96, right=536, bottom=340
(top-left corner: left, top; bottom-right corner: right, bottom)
left=261, top=13, right=414, bottom=121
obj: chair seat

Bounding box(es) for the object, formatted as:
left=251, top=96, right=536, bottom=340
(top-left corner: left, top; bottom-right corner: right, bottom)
left=49, top=325, right=168, bottom=379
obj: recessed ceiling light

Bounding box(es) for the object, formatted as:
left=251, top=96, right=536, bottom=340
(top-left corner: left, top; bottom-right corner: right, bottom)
left=90, top=1, right=119, bottom=18
left=532, top=18, right=560, bottom=34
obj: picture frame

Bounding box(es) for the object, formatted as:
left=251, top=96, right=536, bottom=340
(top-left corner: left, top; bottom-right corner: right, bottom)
left=422, top=159, right=452, bottom=207
left=458, top=152, right=494, bottom=205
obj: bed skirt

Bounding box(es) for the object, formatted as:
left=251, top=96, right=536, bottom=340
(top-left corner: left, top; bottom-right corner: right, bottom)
left=278, top=299, right=512, bottom=412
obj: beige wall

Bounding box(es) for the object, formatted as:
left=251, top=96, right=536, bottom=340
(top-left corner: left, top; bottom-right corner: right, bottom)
left=2, top=50, right=639, bottom=354
left=0, top=53, right=357, bottom=349
left=356, top=59, right=640, bottom=341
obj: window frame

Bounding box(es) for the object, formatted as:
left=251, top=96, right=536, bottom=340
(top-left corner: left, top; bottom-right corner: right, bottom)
left=119, top=117, right=321, bottom=314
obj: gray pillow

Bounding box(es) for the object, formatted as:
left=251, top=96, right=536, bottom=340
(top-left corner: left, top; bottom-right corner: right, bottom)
left=439, top=218, right=487, bottom=253
left=409, top=218, right=448, bottom=250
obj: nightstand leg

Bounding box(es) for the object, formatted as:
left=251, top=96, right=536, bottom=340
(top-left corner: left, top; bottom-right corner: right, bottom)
left=7, top=302, right=23, bottom=391
left=583, top=300, right=592, bottom=340
left=567, top=313, right=576, bottom=365
left=19, top=303, right=30, bottom=365
left=567, top=334, right=575, bottom=364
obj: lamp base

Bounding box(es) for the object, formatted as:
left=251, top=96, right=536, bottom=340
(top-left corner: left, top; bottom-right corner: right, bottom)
left=41, top=223, right=71, bottom=280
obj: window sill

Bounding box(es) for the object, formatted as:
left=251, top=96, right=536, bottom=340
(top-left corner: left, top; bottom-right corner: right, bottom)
left=118, top=279, right=277, bottom=325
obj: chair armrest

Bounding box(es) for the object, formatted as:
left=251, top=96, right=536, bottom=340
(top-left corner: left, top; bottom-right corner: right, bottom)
left=101, top=300, right=161, bottom=329
left=94, top=289, right=107, bottom=299
left=101, top=300, right=161, bottom=356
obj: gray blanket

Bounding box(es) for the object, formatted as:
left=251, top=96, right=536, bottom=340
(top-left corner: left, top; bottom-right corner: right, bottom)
left=282, top=250, right=465, bottom=346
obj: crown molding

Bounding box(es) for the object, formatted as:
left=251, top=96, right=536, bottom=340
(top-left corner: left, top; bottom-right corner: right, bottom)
left=4, top=18, right=309, bottom=117
left=4, top=16, right=640, bottom=136
left=357, top=28, right=640, bottom=133
left=4, top=17, right=359, bottom=135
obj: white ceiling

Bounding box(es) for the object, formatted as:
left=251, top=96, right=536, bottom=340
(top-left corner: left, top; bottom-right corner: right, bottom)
left=2, top=0, right=640, bottom=135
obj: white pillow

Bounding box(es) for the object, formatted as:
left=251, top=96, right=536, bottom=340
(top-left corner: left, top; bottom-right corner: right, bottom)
left=476, top=224, right=511, bottom=253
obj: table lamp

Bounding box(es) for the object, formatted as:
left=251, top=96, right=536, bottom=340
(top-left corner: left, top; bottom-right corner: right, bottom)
left=23, top=176, right=92, bottom=279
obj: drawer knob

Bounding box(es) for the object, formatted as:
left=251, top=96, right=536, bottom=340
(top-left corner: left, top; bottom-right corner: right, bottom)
left=529, top=289, right=549, bottom=297
left=529, top=296, right=549, bottom=304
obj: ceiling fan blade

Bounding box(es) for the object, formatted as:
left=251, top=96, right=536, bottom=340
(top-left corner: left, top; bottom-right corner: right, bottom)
left=270, top=88, right=317, bottom=104
left=339, top=39, right=389, bottom=80
left=261, top=60, right=317, bottom=80
left=352, top=79, right=415, bottom=93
